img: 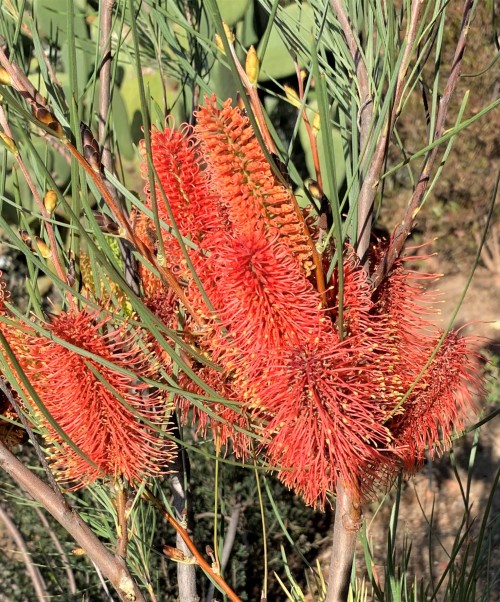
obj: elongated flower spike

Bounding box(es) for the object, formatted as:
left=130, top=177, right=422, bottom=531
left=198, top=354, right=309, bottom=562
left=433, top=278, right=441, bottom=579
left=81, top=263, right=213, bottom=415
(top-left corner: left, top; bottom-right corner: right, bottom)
left=387, top=330, right=482, bottom=474
left=195, top=95, right=318, bottom=279
left=17, top=308, right=174, bottom=489
left=253, top=334, right=395, bottom=507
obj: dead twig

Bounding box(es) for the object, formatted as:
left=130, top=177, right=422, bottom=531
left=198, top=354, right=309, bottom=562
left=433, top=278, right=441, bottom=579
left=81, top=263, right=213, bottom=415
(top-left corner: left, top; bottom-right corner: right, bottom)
left=33, top=507, right=77, bottom=595
left=143, top=487, right=242, bottom=602
left=372, top=0, right=475, bottom=287
left=0, top=505, right=49, bottom=602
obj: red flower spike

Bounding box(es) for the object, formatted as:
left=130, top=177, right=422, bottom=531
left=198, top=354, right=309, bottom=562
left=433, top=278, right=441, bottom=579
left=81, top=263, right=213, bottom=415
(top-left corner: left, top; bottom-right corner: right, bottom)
left=388, top=331, right=482, bottom=473
left=21, top=309, right=174, bottom=489
left=205, top=231, right=324, bottom=377
left=139, top=125, right=219, bottom=285
left=195, top=96, right=314, bottom=275
left=253, top=335, right=396, bottom=508
left=138, top=108, right=483, bottom=508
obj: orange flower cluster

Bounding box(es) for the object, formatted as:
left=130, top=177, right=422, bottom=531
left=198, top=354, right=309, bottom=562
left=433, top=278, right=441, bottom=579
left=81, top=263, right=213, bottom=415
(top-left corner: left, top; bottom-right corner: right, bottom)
left=136, top=96, right=481, bottom=508
left=0, top=297, right=174, bottom=489
left=0, top=97, right=481, bottom=505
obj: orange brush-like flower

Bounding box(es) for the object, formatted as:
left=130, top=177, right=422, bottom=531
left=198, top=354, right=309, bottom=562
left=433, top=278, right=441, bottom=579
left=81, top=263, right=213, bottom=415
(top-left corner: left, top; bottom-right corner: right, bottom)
left=387, top=330, right=482, bottom=473
left=20, top=309, right=173, bottom=489
left=253, top=334, right=395, bottom=507
left=195, top=95, right=315, bottom=276
left=206, top=231, right=324, bottom=376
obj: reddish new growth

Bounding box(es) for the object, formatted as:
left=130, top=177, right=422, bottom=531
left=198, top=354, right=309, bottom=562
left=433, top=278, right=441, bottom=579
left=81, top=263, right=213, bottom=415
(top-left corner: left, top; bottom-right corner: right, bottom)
left=9, top=308, right=173, bottom=489
left=135, top=96, right=481, bottom=508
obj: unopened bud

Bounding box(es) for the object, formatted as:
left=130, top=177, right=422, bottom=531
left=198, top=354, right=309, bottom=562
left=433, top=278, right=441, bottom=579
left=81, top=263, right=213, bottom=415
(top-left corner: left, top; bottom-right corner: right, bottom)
left=33, top=105, right=65, bottom=139
left=284, top=85, right=301, bottom=109
left=215, top=33, right=225, bottom=52
left=0, top=132, right=18, bottom=155
left=222, top=22, right=235, bottom=44
left=163, top=546, right=187, bottom=562
left=80, top=122, right=101, bottom=172
left=43, top=190, right=58, bottom=214
left=19, top=230, right=31, bottom=243
left=245, top=45, right=259, bottom=86
left=0, top=67, right=11, bottom=86
left=34, top=237, right=51, bottom=258
left=307, top=179, right=324, bottom=201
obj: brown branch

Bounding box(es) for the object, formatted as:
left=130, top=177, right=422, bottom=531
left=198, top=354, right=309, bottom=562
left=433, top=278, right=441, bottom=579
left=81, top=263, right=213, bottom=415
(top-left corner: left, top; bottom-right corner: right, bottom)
left=324, top=483, right=362, bottom=602
left=371, top=0, right=475, bottom=288
left=205, top=502, right=242, bottom=602
left=143, top=488, right=242, bottom=602
left=0, top=441, right=146, bottom=602
left=0, top=505, right=49, bottom=602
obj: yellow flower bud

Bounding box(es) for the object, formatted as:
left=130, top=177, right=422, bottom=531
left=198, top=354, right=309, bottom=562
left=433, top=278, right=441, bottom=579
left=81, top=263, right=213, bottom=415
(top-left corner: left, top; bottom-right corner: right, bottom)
left=0, top=67, right=11, bottom=85
left=312, top=112, right=321, bottom=135
left=43, top=189, right=58, bottom=214
left=0, top=132, right=18, bottom=155
left=215, top=33, right=225, bottom=53
left=34, top=237, right=52, bottom=258
left=222, top=22, right=235, bottom=44
left=245, top=45, right=260, bottom=86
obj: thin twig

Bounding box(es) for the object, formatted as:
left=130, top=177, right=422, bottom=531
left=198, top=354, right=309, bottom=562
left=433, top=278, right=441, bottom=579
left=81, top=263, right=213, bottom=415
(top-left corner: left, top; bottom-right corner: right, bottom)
left=33, top=507, right=77, bottom=595
left=355, top=0, right=423, bottom=264
left=0, top=440, right=146, bottom=602
left=205, top=502, right=242, bottom=602
left=97, top=0, right=141, bottom=295
left=143, top=487, right=242, bottom=602
left=0, top=505, right=49, bottom=602
left=372, top=0, right=475, bottom=288
left=98, top=0, right=115, bottom=171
